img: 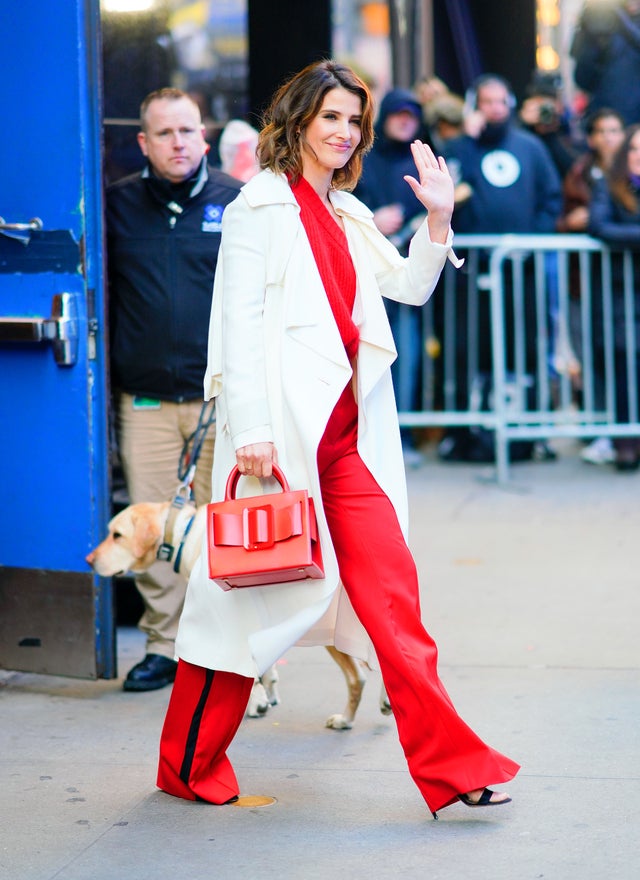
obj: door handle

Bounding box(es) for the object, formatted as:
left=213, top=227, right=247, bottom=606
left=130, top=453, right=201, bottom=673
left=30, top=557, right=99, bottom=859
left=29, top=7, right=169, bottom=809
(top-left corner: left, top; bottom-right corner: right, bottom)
left=0, top=216, right=43, bottom=232
left=0, top=292, right=79, bottom=365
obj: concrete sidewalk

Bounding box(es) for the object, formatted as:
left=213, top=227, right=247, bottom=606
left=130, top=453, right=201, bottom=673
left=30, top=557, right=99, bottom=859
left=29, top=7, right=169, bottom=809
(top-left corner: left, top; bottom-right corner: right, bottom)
left=2, top=439, right=638, bottom=880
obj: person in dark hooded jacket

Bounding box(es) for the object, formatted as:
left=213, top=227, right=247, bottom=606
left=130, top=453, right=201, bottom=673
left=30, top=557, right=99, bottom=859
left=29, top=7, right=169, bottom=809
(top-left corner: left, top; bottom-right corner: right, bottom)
left=571, top=0, right=640, bottom=126
left=354, top=88, right=430, bottom=466
left=439, top=75, right=562, bottom=463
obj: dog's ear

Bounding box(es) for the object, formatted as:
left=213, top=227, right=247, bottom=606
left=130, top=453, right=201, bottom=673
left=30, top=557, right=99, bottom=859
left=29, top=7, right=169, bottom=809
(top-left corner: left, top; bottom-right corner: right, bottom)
left=130, top=506, right=164, bottom=559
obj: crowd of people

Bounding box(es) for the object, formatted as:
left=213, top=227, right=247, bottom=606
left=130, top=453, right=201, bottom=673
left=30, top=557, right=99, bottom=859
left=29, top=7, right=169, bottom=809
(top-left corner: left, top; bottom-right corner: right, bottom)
left=359, top=0, right=640, bottom=473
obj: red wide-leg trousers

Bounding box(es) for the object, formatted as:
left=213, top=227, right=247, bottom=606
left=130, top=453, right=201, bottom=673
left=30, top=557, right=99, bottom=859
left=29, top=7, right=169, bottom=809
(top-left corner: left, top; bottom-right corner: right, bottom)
left=157, top=385, right=519, bottom=812
left=157, top=663, right=254, bottom=804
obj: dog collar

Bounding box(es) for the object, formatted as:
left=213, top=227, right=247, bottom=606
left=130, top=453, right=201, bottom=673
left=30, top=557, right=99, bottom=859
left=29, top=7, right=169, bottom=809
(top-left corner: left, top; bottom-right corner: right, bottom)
left=157, top=495, right=188, bottom=565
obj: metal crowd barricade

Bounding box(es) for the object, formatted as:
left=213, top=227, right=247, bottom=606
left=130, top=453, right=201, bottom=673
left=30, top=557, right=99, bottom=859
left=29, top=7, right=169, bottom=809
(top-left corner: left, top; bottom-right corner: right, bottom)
left=398, top=233, right=640, bottom=483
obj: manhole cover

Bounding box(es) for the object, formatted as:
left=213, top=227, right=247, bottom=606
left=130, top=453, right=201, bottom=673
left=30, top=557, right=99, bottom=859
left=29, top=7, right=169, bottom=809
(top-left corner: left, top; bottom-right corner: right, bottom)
left=232, top=795, right=277, bottom=808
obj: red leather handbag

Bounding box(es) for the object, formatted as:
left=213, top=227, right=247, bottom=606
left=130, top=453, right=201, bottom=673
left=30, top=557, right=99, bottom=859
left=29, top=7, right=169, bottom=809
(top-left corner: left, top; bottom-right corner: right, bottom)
left=206, top=464, right=325, bottom=591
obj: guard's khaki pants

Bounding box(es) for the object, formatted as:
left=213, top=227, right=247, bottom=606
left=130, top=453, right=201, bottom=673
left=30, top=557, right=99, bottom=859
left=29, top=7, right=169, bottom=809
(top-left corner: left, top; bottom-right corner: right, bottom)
left=116, top=392, right=215, bottom=658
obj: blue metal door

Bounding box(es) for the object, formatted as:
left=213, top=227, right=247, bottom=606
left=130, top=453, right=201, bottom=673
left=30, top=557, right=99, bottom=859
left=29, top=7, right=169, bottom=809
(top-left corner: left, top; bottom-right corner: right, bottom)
left=0, top=0, right=114, bottom=677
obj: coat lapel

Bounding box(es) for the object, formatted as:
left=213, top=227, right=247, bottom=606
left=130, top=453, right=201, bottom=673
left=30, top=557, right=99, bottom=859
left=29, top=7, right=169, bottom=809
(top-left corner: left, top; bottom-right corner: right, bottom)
left=243, top=172, right=400, bottom=388
left=244, top=173, right=351, bottom=370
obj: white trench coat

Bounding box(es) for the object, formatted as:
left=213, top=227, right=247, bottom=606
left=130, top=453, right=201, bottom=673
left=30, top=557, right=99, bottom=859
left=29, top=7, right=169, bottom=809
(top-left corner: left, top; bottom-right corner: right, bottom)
left=176, top=170, right=460, bottom=678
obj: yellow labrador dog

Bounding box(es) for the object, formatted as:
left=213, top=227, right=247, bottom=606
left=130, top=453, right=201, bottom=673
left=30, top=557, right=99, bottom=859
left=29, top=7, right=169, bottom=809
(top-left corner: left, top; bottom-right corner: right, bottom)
left=87, top=499, right=390, bottom=729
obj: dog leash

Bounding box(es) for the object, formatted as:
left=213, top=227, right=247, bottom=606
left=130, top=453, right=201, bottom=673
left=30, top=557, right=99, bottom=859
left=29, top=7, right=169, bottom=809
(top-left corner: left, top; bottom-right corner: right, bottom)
left=157, top=400, right=216, bottom=571
left=178, top=399, right=216, bottom=492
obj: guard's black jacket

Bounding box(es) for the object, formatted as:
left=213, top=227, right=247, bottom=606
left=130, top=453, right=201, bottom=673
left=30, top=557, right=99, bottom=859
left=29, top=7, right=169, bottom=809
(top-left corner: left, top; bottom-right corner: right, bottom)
left=106, top=159, right=241, bottom=400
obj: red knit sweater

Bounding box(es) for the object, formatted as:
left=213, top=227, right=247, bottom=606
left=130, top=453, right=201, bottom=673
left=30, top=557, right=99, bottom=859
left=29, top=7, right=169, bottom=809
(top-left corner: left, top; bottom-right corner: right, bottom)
left=291, top=176, right=359, bottom=360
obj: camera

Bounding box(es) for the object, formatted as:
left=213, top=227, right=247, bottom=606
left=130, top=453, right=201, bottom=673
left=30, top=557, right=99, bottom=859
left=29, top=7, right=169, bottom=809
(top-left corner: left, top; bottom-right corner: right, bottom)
left=538, top=102, right=557, bottom=125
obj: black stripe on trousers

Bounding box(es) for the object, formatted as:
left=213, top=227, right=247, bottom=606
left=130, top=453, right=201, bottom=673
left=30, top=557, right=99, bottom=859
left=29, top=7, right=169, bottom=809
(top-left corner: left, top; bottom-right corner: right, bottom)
left=179, top=667, right=215, bottom=785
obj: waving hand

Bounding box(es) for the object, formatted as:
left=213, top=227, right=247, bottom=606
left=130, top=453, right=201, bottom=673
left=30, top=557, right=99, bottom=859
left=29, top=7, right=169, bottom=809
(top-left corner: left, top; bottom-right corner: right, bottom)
left=403, top=140, right=454, bottom=244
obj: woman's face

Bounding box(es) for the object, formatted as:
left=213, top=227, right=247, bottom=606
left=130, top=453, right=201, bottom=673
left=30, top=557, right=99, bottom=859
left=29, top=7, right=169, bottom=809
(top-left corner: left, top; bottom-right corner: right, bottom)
left=628, top=130, right=640, bottom=177
left=300, top=87, right=363, bottom=180
left=588, top=115, right=625, bottom=167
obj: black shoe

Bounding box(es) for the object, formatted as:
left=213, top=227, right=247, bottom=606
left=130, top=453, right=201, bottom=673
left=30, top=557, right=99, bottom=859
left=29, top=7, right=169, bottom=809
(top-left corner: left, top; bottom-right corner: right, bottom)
left=614, top=439, right=640, bottom=472
left=123, top=653, right=178, bottom=692
left=458, top=788, right=512, bottom=808
left=615, top=455, right=640, bottom=472
left=431, top=787, right=511, bottom=819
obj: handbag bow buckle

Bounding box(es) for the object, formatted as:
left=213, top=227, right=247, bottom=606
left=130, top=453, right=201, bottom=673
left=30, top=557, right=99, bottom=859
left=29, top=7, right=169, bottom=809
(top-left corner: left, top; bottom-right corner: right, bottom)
left=242, top=504, right=275, bottom=550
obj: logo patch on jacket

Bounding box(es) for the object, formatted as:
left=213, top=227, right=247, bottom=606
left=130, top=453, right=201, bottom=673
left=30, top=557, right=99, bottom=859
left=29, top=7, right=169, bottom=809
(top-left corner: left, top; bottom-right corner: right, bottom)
left=202, top=204, right=224, bottom=232
left=480, top=150, right=521, bottom=188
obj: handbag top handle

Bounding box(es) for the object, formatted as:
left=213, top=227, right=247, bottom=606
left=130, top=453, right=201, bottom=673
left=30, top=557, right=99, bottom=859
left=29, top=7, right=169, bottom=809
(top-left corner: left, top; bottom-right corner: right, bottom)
left=225, top=463, right=290, bottom=500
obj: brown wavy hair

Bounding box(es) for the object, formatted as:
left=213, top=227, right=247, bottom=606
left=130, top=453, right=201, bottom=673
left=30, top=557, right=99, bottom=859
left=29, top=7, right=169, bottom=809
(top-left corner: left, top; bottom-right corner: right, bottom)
left=608, top=124, right=640, bottom=214
left=258, top=60, right=374, bottom=191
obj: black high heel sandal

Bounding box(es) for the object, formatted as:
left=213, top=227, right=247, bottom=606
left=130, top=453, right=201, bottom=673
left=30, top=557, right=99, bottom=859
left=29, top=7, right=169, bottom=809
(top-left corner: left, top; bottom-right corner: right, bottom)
left=458, top=788, right=512, bottom=808
left=431, top=787, right=511, bottom=819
